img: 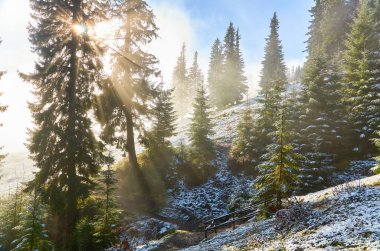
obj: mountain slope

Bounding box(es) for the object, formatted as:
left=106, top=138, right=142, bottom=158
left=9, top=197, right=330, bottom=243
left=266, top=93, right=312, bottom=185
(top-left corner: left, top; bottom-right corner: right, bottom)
left=183, top=174, right=380, bottom=251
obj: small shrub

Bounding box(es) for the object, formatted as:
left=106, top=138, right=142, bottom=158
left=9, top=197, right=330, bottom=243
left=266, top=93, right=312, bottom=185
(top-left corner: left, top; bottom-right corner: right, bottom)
left=275, top=201, right=312, bottom=232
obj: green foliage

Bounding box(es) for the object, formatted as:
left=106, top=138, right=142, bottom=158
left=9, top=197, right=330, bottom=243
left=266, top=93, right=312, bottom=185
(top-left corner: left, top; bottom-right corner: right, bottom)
left=0, top=187, right=23, bottom=250
left=251, top=13, right=288, bottom=167
left=11, top=191, right=52, bottom=251
left=189, top=84, right=215, bottom=167
left=172, top=43, right=190, bottom=117
left=343, top=0, right=380, bottom=155
left=93, top=159, right=122, bottom=248
left=294, top=0, right=359, bottom=185
left=188, top=52, right=205, bottom=101
left=255, top=107, right=303, bottom=213
left=229, top=105, right=256, bottom=174
left=208, top=38, right=224, bottom=109
left=139, top=85, right=178, bottom=188
left=150, top=86, right=177, bottom=146
left=175, top=142, right=216, bottom=187
left=210, top=23, right=247, bottom=109
left=21, top=0, right=110, bottom=246
left=95, top=0, right=159, bottom=174
left=0, top=188, right=52, bottom=251
left=73, top=217, right=99, bottom=251
left=259, top=13, right=287, bottom=91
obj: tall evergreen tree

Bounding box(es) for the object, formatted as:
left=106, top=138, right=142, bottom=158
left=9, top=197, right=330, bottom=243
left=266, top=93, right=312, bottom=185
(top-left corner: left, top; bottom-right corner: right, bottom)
left=188, top=84, right=215, bottom=167
left=172, top=43, right=189, bottom=117
left=295, top=0, right=359, bottom=192
left=150, top=85, right=177, bottom=146
left=94, top=156, right=121, bottom=248
left=258, top=13, right=287, bottom=91
left=343, top=0, right=380, bottom=155
left=229, top=104, right=255, bottom=172
left=208, top=38, right=224, bottom=109
left=20, top=0, right=109, bottom=246
left=252, top=13, right=287, bottom=164
left=0, top=185, right=24, bottom=250
left=188, top=51, right=204, bottom=100
left=12, top=190, right=52, bottom=250
left=234, top=29, right=248, bottom=102
left=141, top=85, right=177, bottom=184
left=255, top=106, right=301, bottom=212
left=220, top=23, right=248, bottom=108
left=306, top=0, right=325, bottom=58
left=96, top=0, right=159, bottom=193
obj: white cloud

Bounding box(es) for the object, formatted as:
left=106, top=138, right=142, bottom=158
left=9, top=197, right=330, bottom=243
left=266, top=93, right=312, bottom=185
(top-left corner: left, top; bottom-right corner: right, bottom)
left=150, top=2, right=195, bottom=86
left=149, top=1, right=210, bottom=88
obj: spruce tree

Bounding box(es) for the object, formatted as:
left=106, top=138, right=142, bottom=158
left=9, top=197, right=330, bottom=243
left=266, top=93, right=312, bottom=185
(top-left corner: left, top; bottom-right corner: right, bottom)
left=234, top=29, right=248, bottom=102
left=172, top=43, right=189, bottom=117
left=20, top=0, right=109, bottom=246
left=305, top=0, right=325, bottom=57
left=301, top=0, right=358, bottom=144
left=220, top=23, right=248, bottom=107
left=296, top=0, right=359, bottom=192
left=12, top=190, right=52, bottom=251
left=258, top=13, right=287, bottom=91
left=96, top=0, right=160, bottom=205
left=150, top=85, right=177, bottom=146
left=252, top=13, right=287, bottom=164
left=343, top=0, right=380, bottom=155
left=0, top=186, right=23, bottom=250
left=188, top=84, right=215, bottom=167
left=94, top=156, right=121, bottom=248
left=255, top=106, right=301, bottom=212
left=229, top=104, right=255, bottom=172
left=188, top=51, right=204, bottom=100
left=208, top=38, right=224, bottom=109
left=141, top=85, right=177, bottom=184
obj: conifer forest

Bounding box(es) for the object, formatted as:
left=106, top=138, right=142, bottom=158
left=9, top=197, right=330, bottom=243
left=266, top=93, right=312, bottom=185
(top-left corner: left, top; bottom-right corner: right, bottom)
left=0, top=0, right=380, bottom=250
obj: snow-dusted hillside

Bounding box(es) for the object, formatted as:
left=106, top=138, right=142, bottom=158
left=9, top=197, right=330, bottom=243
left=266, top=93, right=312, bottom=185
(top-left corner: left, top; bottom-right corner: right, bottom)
left=125, top=100, right=378, bottom=250
left=0, top=152, right=35, bottom=196
left=182, top=174, right=380, bottom=251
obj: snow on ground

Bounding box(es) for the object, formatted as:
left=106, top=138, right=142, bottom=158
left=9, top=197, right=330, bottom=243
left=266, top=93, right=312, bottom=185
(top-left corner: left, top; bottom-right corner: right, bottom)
left=123, top=216, right=178, bottom=250
left=331, top=160, right=376, bottom=186
left=183, top=174, right=380, bottom=251
left=173, top=99, right=251, bottom=148
left=166, top=150, right=253, bottom=220
left=161, top=101, right=254, bottom=221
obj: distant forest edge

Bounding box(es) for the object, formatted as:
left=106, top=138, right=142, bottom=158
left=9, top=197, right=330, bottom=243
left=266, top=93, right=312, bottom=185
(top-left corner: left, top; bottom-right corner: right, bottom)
left=0, top=0, right=379, bottom=250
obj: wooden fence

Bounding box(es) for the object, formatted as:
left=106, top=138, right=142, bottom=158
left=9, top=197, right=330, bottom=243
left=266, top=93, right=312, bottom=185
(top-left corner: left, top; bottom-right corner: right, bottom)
left=203, top=201, right=262, bottom=238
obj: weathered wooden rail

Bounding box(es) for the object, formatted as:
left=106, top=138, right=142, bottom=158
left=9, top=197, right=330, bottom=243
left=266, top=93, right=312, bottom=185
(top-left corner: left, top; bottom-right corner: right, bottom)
left=203, top=201, right=262, bottom=238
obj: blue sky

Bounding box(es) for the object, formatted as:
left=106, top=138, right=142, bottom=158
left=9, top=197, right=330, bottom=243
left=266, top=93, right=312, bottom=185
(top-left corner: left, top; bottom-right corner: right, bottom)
left=156, top=0, right=313, bottom=60
left=0, top=0, right=313, bottom=152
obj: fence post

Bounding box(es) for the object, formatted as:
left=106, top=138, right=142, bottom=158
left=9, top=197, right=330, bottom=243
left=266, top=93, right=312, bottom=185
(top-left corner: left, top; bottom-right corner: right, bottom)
left=232, top=212, right=236, bottom=230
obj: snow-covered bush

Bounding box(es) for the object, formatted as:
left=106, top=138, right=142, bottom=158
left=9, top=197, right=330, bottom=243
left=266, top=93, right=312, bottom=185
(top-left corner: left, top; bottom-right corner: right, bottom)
left=275, top=201, right=312, bottom=232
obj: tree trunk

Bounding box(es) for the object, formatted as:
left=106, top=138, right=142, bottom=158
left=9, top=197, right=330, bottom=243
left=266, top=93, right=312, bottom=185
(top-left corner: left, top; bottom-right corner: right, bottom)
left=65, top=0, right=80, bottom=245
left=124, top=107, right=156, bottom=211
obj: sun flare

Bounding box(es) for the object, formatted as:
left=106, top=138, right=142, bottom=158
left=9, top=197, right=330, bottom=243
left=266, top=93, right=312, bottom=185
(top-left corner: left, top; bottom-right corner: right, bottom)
left=72, top=23, right=86, bottom=35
